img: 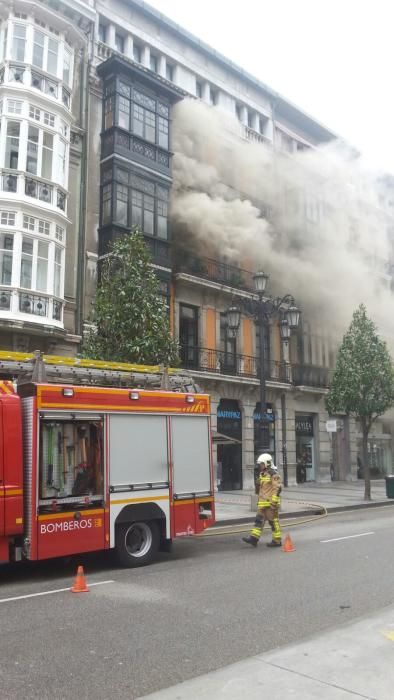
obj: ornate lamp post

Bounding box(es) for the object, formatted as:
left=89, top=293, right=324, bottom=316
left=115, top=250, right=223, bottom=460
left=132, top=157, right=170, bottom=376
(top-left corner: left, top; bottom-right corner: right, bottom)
left=226, top=271, right=300, bottom=482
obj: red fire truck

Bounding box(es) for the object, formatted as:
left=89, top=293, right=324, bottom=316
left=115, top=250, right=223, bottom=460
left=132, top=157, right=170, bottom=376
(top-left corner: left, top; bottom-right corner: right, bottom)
left=0, top=352, right=215, bottom=567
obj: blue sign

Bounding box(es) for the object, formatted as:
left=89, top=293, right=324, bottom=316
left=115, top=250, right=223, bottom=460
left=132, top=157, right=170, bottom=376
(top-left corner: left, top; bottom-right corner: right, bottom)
left=217, top=410, right=241, bottom=420
left=253, top=412, right=275, bottom=423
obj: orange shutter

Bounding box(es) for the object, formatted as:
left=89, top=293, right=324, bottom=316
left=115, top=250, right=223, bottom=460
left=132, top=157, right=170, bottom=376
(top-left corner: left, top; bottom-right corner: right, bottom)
left=205, top=309, right=216, bottom=370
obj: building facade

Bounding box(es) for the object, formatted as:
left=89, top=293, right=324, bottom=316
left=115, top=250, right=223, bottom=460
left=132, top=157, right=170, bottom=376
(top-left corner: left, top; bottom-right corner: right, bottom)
left=0, top=0, right=393, bottom=488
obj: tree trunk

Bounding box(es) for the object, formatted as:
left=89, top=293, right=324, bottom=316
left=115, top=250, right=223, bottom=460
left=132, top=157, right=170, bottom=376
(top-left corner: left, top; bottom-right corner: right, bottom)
left=361, top=420, right=371, bottom=501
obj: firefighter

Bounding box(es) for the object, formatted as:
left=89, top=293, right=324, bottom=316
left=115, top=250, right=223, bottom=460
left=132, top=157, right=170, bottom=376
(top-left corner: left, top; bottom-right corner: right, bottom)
left=242, top=453, right=282, bottom=548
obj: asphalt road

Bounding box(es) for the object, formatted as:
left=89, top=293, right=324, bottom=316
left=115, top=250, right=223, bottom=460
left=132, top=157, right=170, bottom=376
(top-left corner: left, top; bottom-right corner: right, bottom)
left=1, top=507, right=394, bottom=699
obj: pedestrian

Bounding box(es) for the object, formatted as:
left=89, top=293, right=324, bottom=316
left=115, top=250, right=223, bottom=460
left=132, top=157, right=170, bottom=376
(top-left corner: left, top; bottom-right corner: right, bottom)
left=242, top=453, right=282, bottom=548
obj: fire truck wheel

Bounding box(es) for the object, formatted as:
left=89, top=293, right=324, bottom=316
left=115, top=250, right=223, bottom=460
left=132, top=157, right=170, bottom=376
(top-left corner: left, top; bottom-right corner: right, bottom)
left=116, top=520, right=159, bottom=567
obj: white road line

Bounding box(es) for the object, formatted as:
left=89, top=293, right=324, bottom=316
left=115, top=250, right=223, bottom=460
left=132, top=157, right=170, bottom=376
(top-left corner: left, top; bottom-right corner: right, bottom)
left=321, top=532, right=374, bottom=543
left=0, top=579, right=114, bottom=604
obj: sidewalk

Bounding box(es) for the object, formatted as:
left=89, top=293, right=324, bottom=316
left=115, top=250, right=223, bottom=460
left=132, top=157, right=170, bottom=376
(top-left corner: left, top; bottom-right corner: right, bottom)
left=214, top=479, right=393, bottom=525
left=138, top=603, right=394, bottom=699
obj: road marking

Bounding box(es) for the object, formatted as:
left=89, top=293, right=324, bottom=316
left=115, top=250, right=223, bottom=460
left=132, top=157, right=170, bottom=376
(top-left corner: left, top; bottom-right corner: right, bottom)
left=383, top=631, right=394, bottom=641
left=0, top=579, right=114, bottom=604
left=321, top=532, right=374, bottom=543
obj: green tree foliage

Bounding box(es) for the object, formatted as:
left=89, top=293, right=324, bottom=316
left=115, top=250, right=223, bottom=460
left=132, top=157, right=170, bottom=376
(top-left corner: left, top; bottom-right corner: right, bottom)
left=326, top=304, right=394, bottom=500
left=83, top=230, right=179, bottom=366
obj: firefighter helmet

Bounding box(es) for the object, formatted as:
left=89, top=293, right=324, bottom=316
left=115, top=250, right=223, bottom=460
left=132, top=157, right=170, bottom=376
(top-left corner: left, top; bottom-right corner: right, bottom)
left=256, top=453, right=272, bottom=467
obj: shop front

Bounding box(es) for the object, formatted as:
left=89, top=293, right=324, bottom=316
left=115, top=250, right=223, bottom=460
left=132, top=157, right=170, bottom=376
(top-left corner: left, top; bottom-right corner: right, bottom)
left=295, top=414, right=315, bottom=483
left=357, top=435, right=392, bottom=478
left=217, top=399, right=243, bottom=490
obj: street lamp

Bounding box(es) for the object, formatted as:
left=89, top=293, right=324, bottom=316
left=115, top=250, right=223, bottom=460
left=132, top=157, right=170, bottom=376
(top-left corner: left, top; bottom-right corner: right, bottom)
left=226, top=271, right=300, bottom=482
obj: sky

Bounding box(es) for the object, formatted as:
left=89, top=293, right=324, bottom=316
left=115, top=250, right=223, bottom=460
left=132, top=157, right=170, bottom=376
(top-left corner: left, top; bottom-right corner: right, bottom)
left=145, top=0, right=394, bottom=174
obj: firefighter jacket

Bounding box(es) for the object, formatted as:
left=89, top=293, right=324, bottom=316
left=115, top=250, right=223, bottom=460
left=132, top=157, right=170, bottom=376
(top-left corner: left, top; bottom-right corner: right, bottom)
left=257, top=468, right=282, bottom=510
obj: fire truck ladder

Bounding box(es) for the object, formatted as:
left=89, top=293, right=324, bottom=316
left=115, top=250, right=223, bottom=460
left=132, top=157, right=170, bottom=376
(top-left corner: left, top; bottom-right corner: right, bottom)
left=0, top=350, right=200, bottom=393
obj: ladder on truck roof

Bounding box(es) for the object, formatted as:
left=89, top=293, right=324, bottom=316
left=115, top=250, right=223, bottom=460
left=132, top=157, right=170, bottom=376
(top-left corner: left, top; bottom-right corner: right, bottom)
left=0, top=350, right=201, bottom=393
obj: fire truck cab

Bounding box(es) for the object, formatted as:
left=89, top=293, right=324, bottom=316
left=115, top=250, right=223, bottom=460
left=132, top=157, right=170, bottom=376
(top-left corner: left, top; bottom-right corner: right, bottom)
left=0, top=379, right=215, bottom=567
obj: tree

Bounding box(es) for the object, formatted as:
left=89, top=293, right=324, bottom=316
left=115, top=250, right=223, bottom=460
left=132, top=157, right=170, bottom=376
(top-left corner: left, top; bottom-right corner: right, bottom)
left=83, top=230, right=179, bottom=366
left=326, top=304, right=394, bottom=500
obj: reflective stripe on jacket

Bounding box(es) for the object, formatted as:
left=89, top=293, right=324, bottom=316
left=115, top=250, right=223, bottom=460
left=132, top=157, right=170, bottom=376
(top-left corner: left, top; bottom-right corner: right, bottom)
left=257, top=469, right=282, bottom=509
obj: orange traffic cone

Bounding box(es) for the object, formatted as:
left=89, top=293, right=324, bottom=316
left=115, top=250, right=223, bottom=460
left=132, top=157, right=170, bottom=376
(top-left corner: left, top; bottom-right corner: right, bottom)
left=71, top=565, right=89, bottom=593
left=282, top=533, right=296, bottom=552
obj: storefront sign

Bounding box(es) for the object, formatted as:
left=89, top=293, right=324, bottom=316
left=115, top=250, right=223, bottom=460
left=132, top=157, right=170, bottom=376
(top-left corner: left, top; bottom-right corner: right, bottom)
left=217, top=410, right=241, bottom=420
left=253, top=412, right=275, bottom=423
left=295, top=416, right=314, bottom=436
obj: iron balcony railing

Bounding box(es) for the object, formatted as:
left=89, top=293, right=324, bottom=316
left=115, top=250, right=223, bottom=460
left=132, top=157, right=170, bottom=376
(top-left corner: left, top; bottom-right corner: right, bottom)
left=292, top=364, right=333, bottom=388
left=180, top=347, right=333, bottom=388
left=180, top=346, right=291, bottom=382
left=175, top=253, right=255, bottom=292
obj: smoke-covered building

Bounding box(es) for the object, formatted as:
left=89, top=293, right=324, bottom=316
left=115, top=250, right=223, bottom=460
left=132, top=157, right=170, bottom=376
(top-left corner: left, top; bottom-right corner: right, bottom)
left=1, top=0, right=393, bottom=488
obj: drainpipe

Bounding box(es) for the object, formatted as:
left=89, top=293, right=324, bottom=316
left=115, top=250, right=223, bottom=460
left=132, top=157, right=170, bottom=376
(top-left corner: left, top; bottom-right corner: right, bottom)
left=75, top=43, right=91, bottom=342
left=281, top=392, right=288, bottom=487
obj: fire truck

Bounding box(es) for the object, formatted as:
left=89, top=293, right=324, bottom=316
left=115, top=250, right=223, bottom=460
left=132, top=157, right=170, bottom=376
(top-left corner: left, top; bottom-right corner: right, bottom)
left=0, top=351, right=215, bottom=567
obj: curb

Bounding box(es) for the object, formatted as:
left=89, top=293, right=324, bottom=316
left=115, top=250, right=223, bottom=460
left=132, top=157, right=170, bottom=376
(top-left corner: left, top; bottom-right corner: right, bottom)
left=213, top=499, right=394, bottom=528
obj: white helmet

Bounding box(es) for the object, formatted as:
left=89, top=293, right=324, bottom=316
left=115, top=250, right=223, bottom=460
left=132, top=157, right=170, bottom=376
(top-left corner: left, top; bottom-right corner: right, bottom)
left=256, top=453, right=272, bottom=467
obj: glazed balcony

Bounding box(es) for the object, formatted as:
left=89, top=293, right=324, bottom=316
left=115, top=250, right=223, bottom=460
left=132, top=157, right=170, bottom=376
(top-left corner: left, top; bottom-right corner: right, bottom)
left=174, top=253, right=255, bottom=294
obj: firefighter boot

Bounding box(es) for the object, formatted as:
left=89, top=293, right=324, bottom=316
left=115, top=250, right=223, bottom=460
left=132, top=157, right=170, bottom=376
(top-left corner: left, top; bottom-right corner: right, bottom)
left=242, top=535, right=258, bottom=547
left=266, top=540, right=282, bottom=547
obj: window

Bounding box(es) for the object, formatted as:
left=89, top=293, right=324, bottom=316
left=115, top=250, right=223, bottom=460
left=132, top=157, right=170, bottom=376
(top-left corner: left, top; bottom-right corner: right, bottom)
left=43, top=111, right=55, bottom=127
left=165, top=63, right=174, bottom=81
left=33, top=30, right=45, bottom=69
left=180, top=304, right=199, bottom=367
left=133, top=104, right=155, bottom=142
left=98, top=24, right=106, bottom=43
left=247, top=111, right=253, bottom=128
left=12, top=24, right=26, bottom=61
left=0, top=233, right=13, bottom=286
left=54, top=246, right=62, bottom=296
left=133, top=44, right=141, bottom=62
left=196, top=81, right=202, bottom=98
left=220, top=313, right=236, bottom=369
left=47, top=38, right=58, bottom=75
left=114, top=184, right=128, bottom=225
left=118, top=96, right=130, bottom=130
left=115, top=33, right=124, bottom=53
left=102, top=184, right=111, bottom=224
left=8, top=100, right=22, bottom=114
left=38, top=220, right=50, bottom=235
left=62, top=87, right=70, bottom=107
left=21, top=238, right=33, bottom=288
left=104, top=96, right=114, bottom=129
left=9, top=65, right=24, bottom=83
left=36, top=241, right=48, bottom=291
left=63, top=47, right=71, bottom=86
left=29, top=105, right=40, bottom=120
left=55, top=225, right=64, bottom=242
left=0, top=212, right=16, bottom=226
left=150, top=54, right=158, bottom=72
left=26, top=125, right=39, bottom=174
left=57, top=139, right=67, bottom=186
left=158, top=116, right=169, bottom=149
left=31, top=72, right=58, bottom=98
left=5, top=122, right=20, bottom=169
left=23, top=215, right=35, bottom=231
left=42, top=131, right=53, bottom=179
left=157, top=199, right=168, bottom=239
left=210, top=86, right=218, bottom=105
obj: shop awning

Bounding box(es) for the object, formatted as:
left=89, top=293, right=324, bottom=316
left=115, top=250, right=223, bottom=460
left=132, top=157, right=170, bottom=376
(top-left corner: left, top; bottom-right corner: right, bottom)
left=212, top=431, right=242, bottom=446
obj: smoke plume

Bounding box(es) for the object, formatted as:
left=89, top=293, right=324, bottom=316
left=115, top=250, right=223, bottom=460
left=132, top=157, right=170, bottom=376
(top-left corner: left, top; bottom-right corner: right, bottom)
left=170, top=99, right=394, bottom=346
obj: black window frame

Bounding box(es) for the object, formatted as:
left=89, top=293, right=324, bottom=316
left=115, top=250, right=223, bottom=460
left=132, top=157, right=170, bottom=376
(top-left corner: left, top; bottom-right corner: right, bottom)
left=102, top=165, right=170, bottom=241
left=103, top=77, right=170, bottom=153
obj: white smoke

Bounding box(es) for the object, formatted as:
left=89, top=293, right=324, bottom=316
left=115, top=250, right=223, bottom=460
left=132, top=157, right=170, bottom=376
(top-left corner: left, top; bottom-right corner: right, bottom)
left=171, top=99, right=394, bottom=345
